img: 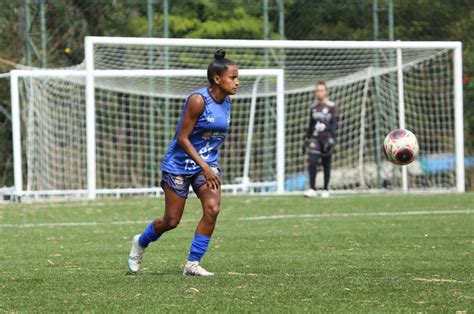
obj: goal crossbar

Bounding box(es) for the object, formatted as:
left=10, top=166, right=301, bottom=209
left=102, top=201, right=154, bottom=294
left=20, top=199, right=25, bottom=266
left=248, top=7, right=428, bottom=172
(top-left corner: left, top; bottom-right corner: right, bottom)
left=86, top=36, right=462, bottom=50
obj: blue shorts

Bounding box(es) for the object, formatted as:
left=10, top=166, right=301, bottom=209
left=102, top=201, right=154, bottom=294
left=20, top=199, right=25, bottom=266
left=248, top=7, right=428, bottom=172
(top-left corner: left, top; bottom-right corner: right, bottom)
left=160, top=165, right=222, bottom=199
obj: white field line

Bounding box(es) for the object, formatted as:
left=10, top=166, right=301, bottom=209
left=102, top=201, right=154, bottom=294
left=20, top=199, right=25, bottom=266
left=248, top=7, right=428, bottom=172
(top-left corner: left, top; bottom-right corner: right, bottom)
left=413, top=277, right=470, bottom=284
left=239, top=209, right=474, bottom=221
left=0, top=209, right=473, bottom=229
left=0, top=220, right=149, bottom=228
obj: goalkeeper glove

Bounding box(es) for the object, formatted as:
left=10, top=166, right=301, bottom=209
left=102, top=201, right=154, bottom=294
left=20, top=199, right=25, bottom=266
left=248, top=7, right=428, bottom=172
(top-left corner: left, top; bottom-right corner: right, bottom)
left=322, top=137, right=335, bottom=154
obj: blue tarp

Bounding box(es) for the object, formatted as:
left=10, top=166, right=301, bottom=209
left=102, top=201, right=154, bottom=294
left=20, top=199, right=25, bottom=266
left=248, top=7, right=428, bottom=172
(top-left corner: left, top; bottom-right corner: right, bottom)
left=284, top=155, right=474, bottom=191
left=421, top=154, right=474, bottom=174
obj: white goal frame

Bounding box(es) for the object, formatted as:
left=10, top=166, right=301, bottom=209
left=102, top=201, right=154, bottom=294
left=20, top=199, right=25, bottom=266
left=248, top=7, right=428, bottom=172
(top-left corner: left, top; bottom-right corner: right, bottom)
left=10, top=68, right=285, bottom=199
left=9, top=37, right=465, bottom=200
left=85, top=37, right=464, bottom=194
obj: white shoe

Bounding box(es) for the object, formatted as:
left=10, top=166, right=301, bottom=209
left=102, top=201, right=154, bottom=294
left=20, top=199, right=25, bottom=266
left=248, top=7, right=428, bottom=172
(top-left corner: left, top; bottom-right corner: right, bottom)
left=183, top=261, right=214, bottom=276
left=304, top=189, right=318, bottom=198
left=128, top=234, right=145, bottom=273
left=321, top=190, right=330, bottom=198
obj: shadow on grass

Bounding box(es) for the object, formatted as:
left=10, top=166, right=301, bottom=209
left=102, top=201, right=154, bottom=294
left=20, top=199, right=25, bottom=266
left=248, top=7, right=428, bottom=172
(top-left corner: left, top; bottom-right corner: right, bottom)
left=124, top=269, right=182, bottom=277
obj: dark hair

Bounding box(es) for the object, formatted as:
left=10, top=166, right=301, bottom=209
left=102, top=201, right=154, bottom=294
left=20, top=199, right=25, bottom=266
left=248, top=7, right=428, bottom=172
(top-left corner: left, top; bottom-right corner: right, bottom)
left=316, top=80, right=327, bottom=89
left=207, top=49, right=236, bottom=84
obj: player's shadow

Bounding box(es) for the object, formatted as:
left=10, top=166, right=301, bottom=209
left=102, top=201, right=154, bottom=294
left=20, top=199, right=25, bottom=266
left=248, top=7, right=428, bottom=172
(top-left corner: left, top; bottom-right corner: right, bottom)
left=124, top=269, right=181, bottom=277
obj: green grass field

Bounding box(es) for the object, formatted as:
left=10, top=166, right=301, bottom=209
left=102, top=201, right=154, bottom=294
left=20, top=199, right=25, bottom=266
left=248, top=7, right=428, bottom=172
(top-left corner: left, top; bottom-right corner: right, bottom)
left=1, top=193, right=473, bottom=312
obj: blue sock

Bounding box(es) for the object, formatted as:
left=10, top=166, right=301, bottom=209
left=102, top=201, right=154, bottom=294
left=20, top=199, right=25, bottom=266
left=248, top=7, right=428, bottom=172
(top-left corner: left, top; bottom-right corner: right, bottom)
left=188, top=233, right=211, bottom=262
left=138, top=223, right=161, bottom=248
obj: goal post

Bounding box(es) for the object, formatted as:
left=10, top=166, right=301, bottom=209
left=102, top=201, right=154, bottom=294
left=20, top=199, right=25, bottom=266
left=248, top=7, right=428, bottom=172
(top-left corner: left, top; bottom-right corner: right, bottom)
left=453, top=44, right=465, bottom=193
left=10, top=68, right=285, bottom=199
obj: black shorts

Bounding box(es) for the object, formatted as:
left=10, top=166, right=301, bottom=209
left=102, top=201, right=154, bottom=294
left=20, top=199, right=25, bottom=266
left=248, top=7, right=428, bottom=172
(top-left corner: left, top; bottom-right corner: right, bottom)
left=307, top=136, right=334, bottom=156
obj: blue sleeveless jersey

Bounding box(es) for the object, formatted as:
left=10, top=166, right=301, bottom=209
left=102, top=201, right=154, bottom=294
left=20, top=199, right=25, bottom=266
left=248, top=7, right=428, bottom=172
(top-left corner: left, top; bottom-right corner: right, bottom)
left=161, top=87, right=231, bottom=175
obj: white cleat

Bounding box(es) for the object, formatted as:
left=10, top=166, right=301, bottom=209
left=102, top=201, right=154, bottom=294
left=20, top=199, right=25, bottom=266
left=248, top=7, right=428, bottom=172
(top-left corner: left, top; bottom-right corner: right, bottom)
left=183, top=261, right=214, bottom=277
left=304, top=188, right=318, bottom=198
left=321, top=190, right=330, bottom=198
left=128, top=234, right=145, bottom=273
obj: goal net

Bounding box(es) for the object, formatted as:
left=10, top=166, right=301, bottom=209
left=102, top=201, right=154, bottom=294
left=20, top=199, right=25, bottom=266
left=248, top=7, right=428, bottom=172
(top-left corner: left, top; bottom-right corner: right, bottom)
left=12, top=68, right=284, bottom=198
left=11, top=37, right=464, bottom=199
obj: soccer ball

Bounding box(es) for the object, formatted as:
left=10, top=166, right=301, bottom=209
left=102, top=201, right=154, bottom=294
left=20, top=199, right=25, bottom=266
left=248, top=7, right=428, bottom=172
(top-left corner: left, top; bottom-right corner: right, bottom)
left=383, top=129, right=419, bottom=165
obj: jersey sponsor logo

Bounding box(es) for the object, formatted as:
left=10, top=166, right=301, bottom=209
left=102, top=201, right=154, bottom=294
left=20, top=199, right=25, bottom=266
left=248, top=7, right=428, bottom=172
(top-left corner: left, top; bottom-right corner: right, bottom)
left=315, top=121, right=326, bottom=132
left=202, top=131, right=227, bottom=140
left=312, top=110, right=333, bottom=123
left=211, top=132, right=226, bottom=140
left=199, top=142, right=213, bottom=160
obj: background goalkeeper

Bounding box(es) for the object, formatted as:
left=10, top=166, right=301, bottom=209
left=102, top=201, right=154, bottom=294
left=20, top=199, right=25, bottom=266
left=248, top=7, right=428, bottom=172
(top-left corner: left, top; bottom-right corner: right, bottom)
left=304, top=81, right=339, bottom=198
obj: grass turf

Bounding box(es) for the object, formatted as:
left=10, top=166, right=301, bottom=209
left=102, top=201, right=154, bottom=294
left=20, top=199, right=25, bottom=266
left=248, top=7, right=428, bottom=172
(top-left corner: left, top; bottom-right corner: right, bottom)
left=0, top=193, right=473, bottom=312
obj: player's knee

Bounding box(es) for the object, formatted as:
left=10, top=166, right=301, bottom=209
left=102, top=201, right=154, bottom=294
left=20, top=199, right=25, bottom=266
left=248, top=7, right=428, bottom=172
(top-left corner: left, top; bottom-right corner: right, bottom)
left=205, top=202, right=220, bottom=219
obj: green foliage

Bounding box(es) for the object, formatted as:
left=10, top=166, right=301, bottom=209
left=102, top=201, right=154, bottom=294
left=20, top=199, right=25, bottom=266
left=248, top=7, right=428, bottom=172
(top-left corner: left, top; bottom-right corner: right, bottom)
left=285, top=0, right=373, bottom=40
left=185, top=16, right=264, bottom=39
left=118, top=0, right=270, bottom=39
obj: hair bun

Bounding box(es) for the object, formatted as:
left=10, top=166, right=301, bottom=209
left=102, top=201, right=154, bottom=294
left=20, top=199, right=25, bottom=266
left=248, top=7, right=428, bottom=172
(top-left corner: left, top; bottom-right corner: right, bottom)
left=214, top=49, right=226, bottom=60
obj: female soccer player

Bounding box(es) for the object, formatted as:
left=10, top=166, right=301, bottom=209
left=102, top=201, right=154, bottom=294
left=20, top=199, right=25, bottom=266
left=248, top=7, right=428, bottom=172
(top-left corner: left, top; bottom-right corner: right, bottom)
left=303, top=81, right=338, bottom=198
left=128, top=49, right=239, bottom=276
